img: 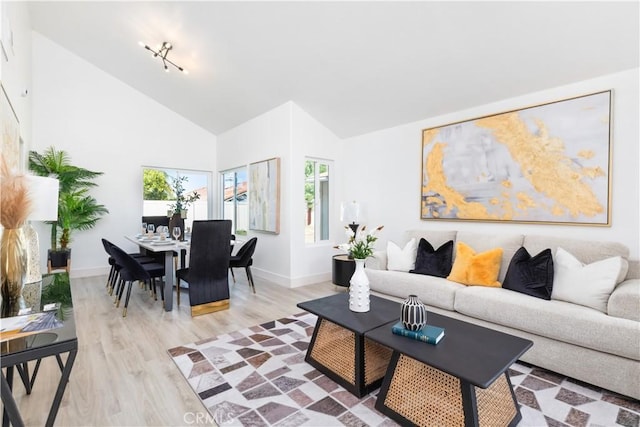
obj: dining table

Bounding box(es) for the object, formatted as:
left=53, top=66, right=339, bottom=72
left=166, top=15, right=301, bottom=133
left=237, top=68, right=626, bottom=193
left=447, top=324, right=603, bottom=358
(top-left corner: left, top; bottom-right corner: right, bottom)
left=125, top=234, right=189, bottom=311
left=125, top=234, right=238, bottom=311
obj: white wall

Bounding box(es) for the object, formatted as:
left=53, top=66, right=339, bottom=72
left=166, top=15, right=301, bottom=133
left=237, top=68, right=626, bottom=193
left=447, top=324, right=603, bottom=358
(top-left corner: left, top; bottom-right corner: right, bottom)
left=290, top=103, right=343, bottom=285
left=217, top=101, right=343, bottom=287
left=343, top=68, right=640, bottom=260
left=1, top=2, right=32, bottom=164
left=9, top=15, right=638, bottom=284
left=31, top=32, right=217, bottom=277
left=217, top=102, right=293, bottom=284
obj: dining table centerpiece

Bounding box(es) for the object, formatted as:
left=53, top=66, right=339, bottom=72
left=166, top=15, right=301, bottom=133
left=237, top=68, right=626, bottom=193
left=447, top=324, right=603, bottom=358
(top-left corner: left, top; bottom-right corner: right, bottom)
left=167, top=174, right=200, bottom=240
left=337, top=224, right=383, bottom=312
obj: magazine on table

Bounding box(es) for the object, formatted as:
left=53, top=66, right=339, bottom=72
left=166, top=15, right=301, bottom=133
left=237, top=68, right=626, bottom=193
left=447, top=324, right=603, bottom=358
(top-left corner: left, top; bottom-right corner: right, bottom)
left=0, top=308, right=64, bottom=341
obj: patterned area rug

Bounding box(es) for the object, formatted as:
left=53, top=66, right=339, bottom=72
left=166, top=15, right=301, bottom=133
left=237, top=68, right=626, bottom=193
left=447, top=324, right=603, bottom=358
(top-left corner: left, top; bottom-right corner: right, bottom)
left=168, top=313, right=639, bottom=427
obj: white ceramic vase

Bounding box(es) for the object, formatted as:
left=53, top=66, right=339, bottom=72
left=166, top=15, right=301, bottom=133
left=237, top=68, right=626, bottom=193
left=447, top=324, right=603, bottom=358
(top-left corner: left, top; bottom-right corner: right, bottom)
left=349, top=258, right=370, bottom=312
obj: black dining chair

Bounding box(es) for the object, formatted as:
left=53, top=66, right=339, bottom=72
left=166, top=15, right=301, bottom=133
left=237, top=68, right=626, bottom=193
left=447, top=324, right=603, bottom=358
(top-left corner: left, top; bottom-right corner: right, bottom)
left=109, top=244, right=166, bottom=316
left=176, top=220, right=231, bottom=315
left=229, top=237, right=258, bottom=294
left=101, top=239, right=119, bottom=294
left=101, top=238, right=155, bottom=295
left=141, top=215, right=185, bottom=277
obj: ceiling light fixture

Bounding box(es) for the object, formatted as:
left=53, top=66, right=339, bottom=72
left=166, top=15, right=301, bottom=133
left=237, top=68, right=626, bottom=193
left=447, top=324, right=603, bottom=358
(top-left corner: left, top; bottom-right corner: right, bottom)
left=139, top=41, right=188, bottom=74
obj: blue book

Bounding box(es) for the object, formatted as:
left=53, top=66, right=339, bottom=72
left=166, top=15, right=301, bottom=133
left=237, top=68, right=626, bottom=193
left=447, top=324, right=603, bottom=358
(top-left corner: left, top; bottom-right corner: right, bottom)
left=391, top=321, right=445, bottom=345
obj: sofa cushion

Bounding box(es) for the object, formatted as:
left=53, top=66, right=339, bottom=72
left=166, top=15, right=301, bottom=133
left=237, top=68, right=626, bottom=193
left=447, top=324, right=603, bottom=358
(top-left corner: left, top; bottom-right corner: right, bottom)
left=410, top=238, right=453, bottom=278
left=448, top=242, right=503, bottom=287
left=503, top=247, right=554, bottom=300
left=523, top=234, right=630, bottom=270
left=552, top=247, right=628, bottom=313
left=455, top=231, right=523, bottom=283
left=367, top=269, right=464, bottom=311
left=366, top=250, right=387, bottom=270
left=454, top=286, right=640, bottom=361
left=387, top=238, right=417, bottom=272
left=608, top=279, right=640, bottom=321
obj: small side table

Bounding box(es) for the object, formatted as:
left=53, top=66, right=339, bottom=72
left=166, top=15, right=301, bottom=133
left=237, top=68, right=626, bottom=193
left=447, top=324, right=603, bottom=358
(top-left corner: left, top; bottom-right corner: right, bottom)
left=332, top=254, right=355, bottom=287
left=297, top=293, right=398, bottom=397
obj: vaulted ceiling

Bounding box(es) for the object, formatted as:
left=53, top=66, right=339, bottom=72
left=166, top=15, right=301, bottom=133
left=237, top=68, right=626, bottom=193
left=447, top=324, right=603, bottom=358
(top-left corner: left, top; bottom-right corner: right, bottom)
left=28, top=1, right=639, bottom=138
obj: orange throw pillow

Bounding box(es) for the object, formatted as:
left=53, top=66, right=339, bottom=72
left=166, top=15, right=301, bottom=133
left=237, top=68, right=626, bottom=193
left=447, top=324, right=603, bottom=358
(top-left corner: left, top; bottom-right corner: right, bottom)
left=447, top=242, right=503, bottom=287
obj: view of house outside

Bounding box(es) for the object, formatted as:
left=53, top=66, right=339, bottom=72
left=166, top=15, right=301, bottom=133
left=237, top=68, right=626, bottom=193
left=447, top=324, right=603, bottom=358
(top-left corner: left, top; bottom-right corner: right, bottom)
left=221, top=168, right=249, bottom=234
left=305, top=159, right=330, bottom=244
left=142, top=168, right=210, bottom=231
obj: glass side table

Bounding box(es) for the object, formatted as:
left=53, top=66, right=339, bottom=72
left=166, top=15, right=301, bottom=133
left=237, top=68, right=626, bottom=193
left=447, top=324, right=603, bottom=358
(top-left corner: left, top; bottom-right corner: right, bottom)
left=1, top=273, right=78, bottom=427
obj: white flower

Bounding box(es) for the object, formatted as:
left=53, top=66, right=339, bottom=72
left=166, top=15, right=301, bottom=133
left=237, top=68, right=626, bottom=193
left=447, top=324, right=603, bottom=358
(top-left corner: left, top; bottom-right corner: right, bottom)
left=337, top=243, right=351, bottom=252
left=335, top=224, right=384, bottom=259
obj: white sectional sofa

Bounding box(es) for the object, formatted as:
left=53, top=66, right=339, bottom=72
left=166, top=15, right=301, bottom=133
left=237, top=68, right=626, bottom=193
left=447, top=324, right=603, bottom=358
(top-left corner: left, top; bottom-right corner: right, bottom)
left=366, top=230, right=640, bottom=400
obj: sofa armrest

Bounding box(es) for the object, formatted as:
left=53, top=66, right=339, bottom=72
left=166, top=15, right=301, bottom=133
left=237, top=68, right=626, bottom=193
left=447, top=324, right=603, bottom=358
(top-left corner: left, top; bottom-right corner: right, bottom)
left=608, top=279, right=640, bottom=322
left=366, top=250, right=387, bottom=270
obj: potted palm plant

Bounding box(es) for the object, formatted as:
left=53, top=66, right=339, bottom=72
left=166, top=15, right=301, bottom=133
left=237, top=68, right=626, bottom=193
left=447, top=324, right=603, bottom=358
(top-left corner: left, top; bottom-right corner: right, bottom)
left=28, top=147, right=109, bottom=271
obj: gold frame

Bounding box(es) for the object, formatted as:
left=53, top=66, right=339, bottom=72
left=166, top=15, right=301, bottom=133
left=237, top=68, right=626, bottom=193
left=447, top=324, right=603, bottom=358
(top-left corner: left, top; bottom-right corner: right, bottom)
left=420, top=90, right=612, bottom=226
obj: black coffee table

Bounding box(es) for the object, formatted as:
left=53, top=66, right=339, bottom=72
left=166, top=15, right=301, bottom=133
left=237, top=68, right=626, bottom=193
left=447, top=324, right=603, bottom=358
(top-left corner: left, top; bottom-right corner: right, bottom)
left=366, top=312, right=533, bottom=427
left=297, top=293, right=399, bottom=397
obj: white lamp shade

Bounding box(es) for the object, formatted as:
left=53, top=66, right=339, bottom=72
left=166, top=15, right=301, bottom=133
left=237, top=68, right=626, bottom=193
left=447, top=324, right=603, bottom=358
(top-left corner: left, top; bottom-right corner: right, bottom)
left=25, top=175, right=59, bottom=221
left=340, top=201, right=360, bottom=223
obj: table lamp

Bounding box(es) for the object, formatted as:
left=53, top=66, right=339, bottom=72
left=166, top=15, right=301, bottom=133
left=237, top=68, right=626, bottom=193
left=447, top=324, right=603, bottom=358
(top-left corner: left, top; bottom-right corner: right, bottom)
left=340, top=200, right=360, bottom=236
left=24, top=175, right=59, bottom=284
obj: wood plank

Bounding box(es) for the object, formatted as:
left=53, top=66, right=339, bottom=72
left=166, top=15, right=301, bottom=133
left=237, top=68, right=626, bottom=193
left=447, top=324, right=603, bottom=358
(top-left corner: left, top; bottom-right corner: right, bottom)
left=3, top=273, right=342, bottom=426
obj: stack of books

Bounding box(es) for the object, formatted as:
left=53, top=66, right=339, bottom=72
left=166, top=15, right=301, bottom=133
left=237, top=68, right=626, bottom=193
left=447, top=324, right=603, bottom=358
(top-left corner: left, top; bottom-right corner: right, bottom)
left=391, top=321, right=445, bottom=345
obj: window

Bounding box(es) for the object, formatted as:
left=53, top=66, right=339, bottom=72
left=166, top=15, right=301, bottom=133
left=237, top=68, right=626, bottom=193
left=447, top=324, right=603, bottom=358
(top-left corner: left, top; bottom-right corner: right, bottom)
left=142, top=167, right=210, bottom=231
left=220, top=167, right=248, bottom=235
left=305, top=159, right=331, bottom=243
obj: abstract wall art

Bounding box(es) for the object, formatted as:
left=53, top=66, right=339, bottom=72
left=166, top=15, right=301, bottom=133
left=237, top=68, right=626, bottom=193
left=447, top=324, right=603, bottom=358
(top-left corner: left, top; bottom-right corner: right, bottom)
left=249, top=157, right=280, bottom=233
left=421, top=91, right=612, bottom=225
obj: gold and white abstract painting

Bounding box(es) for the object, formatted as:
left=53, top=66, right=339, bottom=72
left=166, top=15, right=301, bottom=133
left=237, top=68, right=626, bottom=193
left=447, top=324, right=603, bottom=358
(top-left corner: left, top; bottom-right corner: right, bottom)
left=421, top=91, right=611, bottom=225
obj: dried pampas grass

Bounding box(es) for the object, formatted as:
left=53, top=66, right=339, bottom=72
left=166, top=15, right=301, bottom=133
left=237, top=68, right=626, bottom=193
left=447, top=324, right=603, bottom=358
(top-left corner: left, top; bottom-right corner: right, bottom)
left=0, top=155, right=32, bottom=229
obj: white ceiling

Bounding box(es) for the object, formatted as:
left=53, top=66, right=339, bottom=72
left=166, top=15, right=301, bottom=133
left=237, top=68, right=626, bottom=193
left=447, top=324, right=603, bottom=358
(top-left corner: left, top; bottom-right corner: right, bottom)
left=28, top=1, right=639, bottom=139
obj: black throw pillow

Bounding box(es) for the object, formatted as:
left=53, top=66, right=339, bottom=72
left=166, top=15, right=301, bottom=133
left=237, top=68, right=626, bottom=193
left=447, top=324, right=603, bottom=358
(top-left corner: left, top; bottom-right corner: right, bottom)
left=409, top=239, right=453, bottom=278
left=503, top=247, right=554, bottom=300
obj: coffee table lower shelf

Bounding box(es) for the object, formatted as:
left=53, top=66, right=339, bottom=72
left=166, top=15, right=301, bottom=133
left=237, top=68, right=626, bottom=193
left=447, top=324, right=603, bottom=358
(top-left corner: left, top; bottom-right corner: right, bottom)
left=375, top=352, right=521, bottom=427
left=306, top=318, right=392, bottom=398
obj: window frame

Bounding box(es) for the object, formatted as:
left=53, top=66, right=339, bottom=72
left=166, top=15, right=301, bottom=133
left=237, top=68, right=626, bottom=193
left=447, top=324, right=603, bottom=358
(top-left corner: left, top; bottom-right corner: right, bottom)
left=219, top=166, right=248, bottom=235
left=305, top=157, right=332, bottom=245
left=141, top=166, right=211, bottom=228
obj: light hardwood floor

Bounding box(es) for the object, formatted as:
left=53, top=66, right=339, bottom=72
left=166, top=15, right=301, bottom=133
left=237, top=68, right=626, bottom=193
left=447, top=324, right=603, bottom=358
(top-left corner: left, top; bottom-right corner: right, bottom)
left=7, top=273, right=342, bottom=426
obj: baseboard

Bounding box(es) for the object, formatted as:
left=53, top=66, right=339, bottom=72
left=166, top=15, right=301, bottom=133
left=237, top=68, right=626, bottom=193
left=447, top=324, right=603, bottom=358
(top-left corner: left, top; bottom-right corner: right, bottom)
left=59, top=265, right=331, bottom=289
left=251, top=267, right=331, bottom=288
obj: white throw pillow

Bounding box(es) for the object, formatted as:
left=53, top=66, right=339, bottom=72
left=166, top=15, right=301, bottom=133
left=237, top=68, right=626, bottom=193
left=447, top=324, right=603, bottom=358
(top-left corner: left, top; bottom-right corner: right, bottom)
left=551, top=247, right=627, bottom=313
left=387, top=238, right=417, bottom=272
